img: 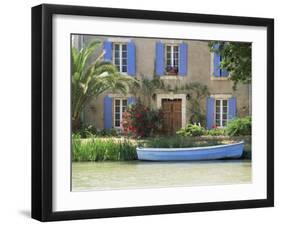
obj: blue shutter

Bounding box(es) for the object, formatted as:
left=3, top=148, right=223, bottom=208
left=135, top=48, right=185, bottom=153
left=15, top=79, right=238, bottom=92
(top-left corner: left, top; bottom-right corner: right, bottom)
left=127, top=96, right=136, bottom=105
left=127, top=42, right=136, bottom=76
left=213, top=44, right=221, bottom=77
left=155, top=42, right=164, bottom=76
left=228, top=97, right=236, bottom=120
left=206, top=97, right=214, bottom=129
left=103, top=41, right=112, bottom=62
left=179, top=43, right=187, bottom=76
left=103, top=95, right=112, bottom=129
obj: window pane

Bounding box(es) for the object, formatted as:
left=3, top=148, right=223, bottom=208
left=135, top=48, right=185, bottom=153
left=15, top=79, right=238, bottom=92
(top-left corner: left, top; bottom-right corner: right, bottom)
left=216, top=120, right=220, bottom=126
left=114, top=58, right=119, bottom=66
left=122, top=65, right=127, bottom=73
left=223, top=100, right=227, bottom=106
left=115, top=48, right=119, bottom=56
left=122, top=51, right=127, bottom=58
left=115, top=120, right=120, bottom=127
left=122, top=44, right=127, bottom=51
left=122, top=99, right=127, bottom=106
left=216, top=100, right=220, bottom=106
left=114, top=44, right=120, bottom=51
left=166, top=45, right=171, bottom=52
left=166, top=59, right=171, bottom=66
left=122, top=59, right=127, bottom=65
left=115, top=99, right=120, bottom=105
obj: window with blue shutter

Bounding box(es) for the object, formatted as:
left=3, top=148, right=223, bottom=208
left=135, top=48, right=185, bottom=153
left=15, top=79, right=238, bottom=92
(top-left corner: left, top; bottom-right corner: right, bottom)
left=127, top=42, right=136, bottom=76
left=103, top=41, right=112, bottom=62
left=213, top=44, right=229, bottom=77
left=155, top=42, right=164, bottom=76
left=179, top=43, right=187, bottom=76
left=103, top=95, right=112, bottom=129
left=228, top=97, right=236, bottom=120
left=206, top=97, right=214, bottom=129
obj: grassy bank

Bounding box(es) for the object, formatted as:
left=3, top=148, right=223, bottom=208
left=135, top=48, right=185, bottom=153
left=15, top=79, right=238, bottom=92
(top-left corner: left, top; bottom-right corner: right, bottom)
left=72, top=135, right=251, bottom=161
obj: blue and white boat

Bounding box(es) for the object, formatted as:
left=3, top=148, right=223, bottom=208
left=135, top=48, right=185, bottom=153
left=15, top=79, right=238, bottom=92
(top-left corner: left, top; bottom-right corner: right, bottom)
left=136, top=141, right=244, bottom=161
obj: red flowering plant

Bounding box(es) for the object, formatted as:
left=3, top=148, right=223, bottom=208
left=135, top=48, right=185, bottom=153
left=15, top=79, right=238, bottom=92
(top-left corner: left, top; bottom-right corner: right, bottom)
left=121, top=103, right=163, bottom=137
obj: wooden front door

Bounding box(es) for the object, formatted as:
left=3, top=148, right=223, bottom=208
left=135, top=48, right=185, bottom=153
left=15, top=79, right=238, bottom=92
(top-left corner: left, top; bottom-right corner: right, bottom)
left=162, top=99, right=182, bottom=134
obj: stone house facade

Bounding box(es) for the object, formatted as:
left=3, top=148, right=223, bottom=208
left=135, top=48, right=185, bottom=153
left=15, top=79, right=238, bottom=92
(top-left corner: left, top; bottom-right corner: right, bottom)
left=72, top=35, right=251, bottom=133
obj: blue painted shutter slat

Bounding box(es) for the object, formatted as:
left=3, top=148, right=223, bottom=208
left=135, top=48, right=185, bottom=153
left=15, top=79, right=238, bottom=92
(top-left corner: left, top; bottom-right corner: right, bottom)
left=206, top=97, right=214, bottom=129
left=127, top=96, right=136, bottom=105
left=127, top=42, right=136, bottom=76
left=103, top=96, right=112, bottom=129
left=103, top=41, right=112, bottom=62
left=155, top=42, right=164, bottom=76
left=179, top=43, right=187, bottom=76
left=228, top=97, right=236, bottom=120
left=213, top=44, right=221, bottom=77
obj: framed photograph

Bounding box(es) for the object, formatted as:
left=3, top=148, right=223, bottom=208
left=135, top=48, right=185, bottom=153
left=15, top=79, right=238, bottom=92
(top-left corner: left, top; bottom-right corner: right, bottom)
left=32, top=4, right=274, bottom=221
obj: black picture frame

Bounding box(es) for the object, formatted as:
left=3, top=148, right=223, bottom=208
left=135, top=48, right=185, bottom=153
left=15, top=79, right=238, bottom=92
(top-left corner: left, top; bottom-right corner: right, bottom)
left=31, top=4, right=274, bottom=222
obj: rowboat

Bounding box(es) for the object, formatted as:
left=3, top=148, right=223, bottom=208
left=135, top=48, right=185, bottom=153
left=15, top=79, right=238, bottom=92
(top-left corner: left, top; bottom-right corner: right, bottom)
left=136, top=141, right=244, bottom=161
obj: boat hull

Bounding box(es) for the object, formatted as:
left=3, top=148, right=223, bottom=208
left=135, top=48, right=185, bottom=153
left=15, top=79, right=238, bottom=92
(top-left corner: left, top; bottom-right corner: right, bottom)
left=136, top=141, right=244, bottom=161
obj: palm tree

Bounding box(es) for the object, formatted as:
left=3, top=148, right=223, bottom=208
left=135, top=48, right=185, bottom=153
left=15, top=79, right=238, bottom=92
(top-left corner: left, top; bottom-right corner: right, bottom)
left=71, top=41, right=134, bottom=130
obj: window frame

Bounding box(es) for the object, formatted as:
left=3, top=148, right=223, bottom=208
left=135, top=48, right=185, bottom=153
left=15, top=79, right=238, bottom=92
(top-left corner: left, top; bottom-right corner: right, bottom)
left=113, top=98, right=128, bottom=128
left=214, top=98, right=228, bottom=128
left=165, top=44, right=179, bottom=75
left=113, top=42, right=128, bottom=73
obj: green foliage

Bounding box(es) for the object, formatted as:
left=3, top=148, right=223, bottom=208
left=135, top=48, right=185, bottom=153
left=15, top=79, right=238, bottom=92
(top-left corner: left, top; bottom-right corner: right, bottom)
left=98, top=128, right=119, bottom=137
left=225, top=116, right=251, bottom=136
left=122, top=103, right=163, bottom=137
left=130, top=75, right=165, bottom=108
left=71, top=40, right=135, bottom=130
left=75, top=125, right=97, bottom=138
left=204, top=128, right=226, bottom=136
left=72, top=136, right=137, bottom=161
left=209, top=41, right=251, bottom=90
left=74, top=126, right=119, bottom=138
left=176, top=123, right=205, bottom=137
left=184, top=82, right=209, bottom=127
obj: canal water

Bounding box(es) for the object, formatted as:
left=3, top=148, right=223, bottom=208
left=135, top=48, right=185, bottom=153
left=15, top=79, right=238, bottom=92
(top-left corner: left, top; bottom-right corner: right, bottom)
left=72, top=160, right=251, bottom=191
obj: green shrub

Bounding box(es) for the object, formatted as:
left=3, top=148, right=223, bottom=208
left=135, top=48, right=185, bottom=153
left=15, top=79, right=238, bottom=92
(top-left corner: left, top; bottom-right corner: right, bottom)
left=98, top=128, right=118, bottom=137
left=74, top=125, right=120, bottom=138
left=74, top=125, right=97, bottom=138
left=225, top=116, right=251, bottom=136
left=176, top=123, right=205, bottom=137
left=204, top=128, right=225, bottom=136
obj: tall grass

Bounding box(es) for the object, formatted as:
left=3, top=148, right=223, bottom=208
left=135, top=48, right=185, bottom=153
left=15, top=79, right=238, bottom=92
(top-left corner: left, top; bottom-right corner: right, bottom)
left=72, top=136, right=137, bottom=161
